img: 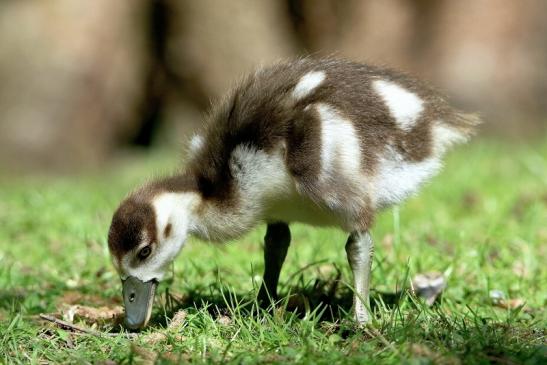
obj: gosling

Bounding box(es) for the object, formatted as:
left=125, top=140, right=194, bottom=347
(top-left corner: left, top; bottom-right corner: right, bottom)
left=108, top=58, right=480, bottom=329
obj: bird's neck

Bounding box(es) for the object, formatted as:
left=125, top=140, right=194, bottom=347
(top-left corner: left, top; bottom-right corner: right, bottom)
left=145, top=172, right=259, bottom=242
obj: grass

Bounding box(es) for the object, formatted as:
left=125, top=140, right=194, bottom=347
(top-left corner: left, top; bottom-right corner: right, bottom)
left=0, top=138, right=546, bottom=364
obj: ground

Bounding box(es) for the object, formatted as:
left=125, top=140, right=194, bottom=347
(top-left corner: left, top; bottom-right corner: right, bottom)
left=0, top=138, right=546, bottom=364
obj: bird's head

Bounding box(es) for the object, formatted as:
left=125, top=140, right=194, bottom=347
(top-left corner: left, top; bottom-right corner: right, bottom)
left=108, top=190, right=199, bottom=329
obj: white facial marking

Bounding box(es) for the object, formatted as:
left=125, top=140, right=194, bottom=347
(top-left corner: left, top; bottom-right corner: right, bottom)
left=373, top=146, right=441, bottom=208
left=292, top=71, right=326, bottom=100
left=373, top=80, right=424, bottom=131
left=121, top=192, right=199, bottom=282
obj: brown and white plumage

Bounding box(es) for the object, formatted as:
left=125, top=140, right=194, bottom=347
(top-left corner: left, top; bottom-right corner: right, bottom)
left=108, top=58, right=480, bottom=329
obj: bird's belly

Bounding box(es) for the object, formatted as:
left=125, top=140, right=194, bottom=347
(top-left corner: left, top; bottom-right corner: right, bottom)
left=264, top=193, right=341, bottom=227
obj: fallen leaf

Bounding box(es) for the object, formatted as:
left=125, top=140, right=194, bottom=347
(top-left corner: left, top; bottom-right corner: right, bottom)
left=168, top=310, right=187, bottom=329
left=411, top=272, right=446, bottom=306
left=142, top=331, right=187, bottom=344
left=60, top=304, right=124, bottom=326
left=498, top=298, right=526, bottom=309
left=141, top=310, right=188, bottom=345
left=131, top=344, right=157, bottom=365
left=216, top=315, right=232, bottom=326
left=161, top=352, right=186, bottom=362
left=489, top=289, right=506, bottom=304
left=490, top=293, right=526, bottom=310
left=141, top=332, right=167, bottom=345
left=410, top=343, right=461, bottom=365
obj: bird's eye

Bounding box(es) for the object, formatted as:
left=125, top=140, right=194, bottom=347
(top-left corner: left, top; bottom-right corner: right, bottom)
left=138, top=246, right=152, bottom=260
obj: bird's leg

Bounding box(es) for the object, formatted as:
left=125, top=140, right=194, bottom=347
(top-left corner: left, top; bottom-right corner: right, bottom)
left=258, top=222, right=291, bottom=304
left=345, top=231, right=374, bottom=325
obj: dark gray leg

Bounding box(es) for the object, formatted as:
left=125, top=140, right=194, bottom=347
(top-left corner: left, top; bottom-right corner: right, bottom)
left=258, top=222, right=291, bottom=303
left=345, top=231, right=374, bottom=324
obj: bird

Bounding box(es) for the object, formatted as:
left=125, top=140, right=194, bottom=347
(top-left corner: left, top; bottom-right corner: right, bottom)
left=107, top=58, right=480, bottom=329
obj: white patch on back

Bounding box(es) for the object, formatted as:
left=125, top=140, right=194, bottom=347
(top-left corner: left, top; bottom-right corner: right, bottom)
left=189, top=134, right=204, bottom=155
left=372, top=147, right=441, bottom=208
left=292, top=71, right=326, bottom=100
left=317, top=103, right=361, bottom=177
left=373, top=80, right=424, bottom=131
left=315, top=103, right=368, bottom=219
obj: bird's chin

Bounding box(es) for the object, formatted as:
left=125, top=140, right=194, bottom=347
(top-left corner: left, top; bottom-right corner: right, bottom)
left=122, top=276, right=157, bottom=330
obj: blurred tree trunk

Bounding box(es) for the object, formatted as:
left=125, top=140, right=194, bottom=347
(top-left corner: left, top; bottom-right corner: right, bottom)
left=0, top=0, right=148, bottom=170
left=1, top=0, right=545, bottom=172
left=0, top=0, right=298, bottom=171
left=158, top=0, right=298, bottom=142
left=167, top=0, right=297, bottom=100
left=427, top=0, right=547, bottom=135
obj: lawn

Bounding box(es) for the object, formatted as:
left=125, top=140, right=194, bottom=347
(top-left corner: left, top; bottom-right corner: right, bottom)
left=0, top=138, right=546, bottom=364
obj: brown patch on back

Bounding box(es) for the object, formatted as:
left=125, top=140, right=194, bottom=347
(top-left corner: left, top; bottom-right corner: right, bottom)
left=285, top=106, right=322, bottom=189
left=395, top=117, right=432, bottom=162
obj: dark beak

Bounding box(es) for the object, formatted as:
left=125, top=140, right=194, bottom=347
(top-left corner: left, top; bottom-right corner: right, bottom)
left=122, top=276, right=157, bottom=330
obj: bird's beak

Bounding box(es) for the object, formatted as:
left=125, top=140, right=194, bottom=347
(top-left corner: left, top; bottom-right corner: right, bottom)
left=122, top=276, right=157, bottom=330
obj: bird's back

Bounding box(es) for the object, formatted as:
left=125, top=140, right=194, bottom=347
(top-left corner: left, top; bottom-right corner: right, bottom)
left=186, top=58, right=479, bottom=231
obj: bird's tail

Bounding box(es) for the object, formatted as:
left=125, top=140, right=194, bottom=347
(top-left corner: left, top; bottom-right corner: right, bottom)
left=432, top=112, right=482, bottom=155
left=449, top=112, right=483, bottom=139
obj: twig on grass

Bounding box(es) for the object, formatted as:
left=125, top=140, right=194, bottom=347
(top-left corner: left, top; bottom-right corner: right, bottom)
left=39, top=313, right=137, bottom=339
